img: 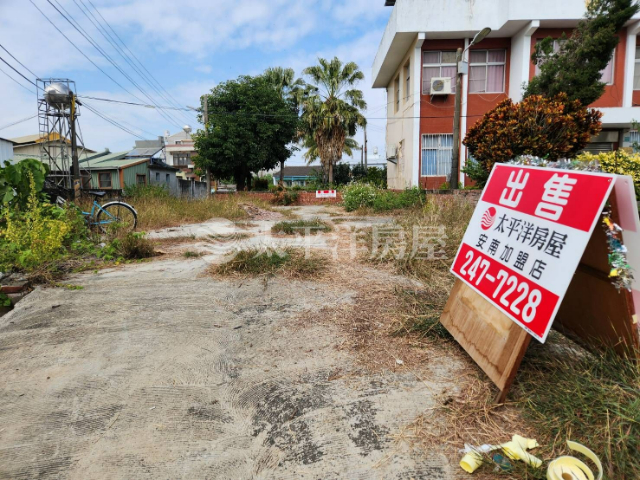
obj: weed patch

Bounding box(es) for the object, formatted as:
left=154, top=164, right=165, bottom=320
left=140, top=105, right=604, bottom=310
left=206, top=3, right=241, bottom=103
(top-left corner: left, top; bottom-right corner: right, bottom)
left=271, top=218, right=332, bottom=235
left=183, top=251, right=203, bottom=258
left=211, top=247, right=325, bottom=277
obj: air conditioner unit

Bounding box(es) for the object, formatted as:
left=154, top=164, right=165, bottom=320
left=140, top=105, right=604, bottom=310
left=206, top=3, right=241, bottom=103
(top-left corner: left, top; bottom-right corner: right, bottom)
left=386, top=145, right=398, bottom=164
left=430, top=77, right=452, bottom=95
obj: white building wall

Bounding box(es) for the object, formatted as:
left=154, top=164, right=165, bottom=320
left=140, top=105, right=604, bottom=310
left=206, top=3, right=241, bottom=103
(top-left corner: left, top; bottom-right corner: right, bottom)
left=386, top=37, right=421, bottom=189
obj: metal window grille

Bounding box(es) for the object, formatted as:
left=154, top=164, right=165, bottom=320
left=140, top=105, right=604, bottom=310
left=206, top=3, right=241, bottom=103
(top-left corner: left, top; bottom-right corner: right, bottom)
left=421, top=134, right=453, bottom=176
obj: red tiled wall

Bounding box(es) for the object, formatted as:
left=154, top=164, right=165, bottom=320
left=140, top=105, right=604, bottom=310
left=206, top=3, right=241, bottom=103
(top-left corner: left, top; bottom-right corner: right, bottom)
left=529, top=28, right=627, bottom=108
left=418, top=38, right=511, bottom=189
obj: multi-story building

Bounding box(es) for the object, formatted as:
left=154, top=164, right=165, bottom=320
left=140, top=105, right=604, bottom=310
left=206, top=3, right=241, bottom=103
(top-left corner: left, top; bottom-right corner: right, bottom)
left=164, top=127, right=200, bottom=181
left=373, top=0, right=640, bottom=189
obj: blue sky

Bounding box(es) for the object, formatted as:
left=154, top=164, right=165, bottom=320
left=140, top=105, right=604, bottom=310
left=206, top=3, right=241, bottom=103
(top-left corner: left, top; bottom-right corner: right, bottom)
left=0, top=0, right=391, bottom=166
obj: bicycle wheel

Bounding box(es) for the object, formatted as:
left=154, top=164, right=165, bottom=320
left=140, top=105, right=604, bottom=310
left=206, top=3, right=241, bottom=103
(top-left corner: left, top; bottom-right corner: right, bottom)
left=95, top=202, right=137, bottom=235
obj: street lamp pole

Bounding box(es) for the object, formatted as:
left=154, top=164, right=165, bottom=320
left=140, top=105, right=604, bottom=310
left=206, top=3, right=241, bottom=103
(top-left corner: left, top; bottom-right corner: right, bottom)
left=450, top=27, right=491, bottom=190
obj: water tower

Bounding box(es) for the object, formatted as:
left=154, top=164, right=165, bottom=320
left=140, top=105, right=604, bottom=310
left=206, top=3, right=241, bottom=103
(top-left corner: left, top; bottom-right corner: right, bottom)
left=37, top=79, right=83, bottom=190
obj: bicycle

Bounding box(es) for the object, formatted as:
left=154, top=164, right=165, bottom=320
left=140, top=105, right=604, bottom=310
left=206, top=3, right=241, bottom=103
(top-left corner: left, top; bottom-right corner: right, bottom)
left=57, top=191, right=138, bottom=234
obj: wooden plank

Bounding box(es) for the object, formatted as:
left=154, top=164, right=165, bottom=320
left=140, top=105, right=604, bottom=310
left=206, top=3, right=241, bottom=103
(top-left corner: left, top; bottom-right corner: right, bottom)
left=440, top=279, right=532, bottom=401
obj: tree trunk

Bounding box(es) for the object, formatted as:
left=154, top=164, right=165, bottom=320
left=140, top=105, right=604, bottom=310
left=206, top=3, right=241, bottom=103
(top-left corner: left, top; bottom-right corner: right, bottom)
left=279, top=160, right=285, bottom=184
left=235, top=172, right=245, bottom=191
left=328, top=160, right=334, bottom=185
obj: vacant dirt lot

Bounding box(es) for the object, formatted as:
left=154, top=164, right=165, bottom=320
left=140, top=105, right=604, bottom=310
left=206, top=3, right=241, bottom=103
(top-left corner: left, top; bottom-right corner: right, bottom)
left=0, top=207, right=466, bottom=479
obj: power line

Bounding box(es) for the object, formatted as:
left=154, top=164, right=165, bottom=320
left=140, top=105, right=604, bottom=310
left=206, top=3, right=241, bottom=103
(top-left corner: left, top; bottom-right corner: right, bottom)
left=0, top=44, right=39, bottom=78
left=82, top=101, right=145, bottom=139
left=0, top=54, right=37, bottom=87
left=82, top=0, right=197, bottom=124
left=0, top=115, right=38, bottom=131
left=73, top=0, right=196, bottom=126
left=44, top=0, right=182, bottom=130
left=0, top=65, right=37, bottom=94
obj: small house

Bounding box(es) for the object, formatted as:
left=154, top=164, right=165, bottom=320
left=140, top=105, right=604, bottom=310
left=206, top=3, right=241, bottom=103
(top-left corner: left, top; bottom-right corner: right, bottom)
left=272, top=166, right=321, bottom=187
left=80, top=151, right=149, bottom=191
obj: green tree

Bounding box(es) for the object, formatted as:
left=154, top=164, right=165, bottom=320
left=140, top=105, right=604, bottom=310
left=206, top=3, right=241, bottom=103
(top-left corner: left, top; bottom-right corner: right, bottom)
left=301, top=57, right=367, bottom=184
left=193, top=75, right=299, bottom=191
left=302, top=136, right=359, bottom=165
left=263, top=67, right=306, bottom=184
left=525, top=0, right=638, bottom=105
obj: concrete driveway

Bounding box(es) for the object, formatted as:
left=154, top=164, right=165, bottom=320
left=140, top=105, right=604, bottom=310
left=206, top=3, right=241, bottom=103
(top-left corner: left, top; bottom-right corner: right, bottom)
left=0, top=208, right=459, bottom=479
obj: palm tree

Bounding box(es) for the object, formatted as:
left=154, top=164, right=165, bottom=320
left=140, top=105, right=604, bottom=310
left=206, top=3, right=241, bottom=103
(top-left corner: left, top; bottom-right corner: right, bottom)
left=301, top=57, right=367, bottom=184
left=263, top=67, right=305, bottom=183
left=302, top=136, right=359, bottom=165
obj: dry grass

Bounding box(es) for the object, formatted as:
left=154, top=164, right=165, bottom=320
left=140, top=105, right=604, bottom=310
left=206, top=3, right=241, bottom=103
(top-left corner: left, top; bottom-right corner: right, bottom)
left=210, top=247, right=327, bottom=278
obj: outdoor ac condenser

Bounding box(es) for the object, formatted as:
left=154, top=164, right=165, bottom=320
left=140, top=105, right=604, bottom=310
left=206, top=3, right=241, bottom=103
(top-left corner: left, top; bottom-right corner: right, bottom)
left=430, top=77, right=452, bottom=95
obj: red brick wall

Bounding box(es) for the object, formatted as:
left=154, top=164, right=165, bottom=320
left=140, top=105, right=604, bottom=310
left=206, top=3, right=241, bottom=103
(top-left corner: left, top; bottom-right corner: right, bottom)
left=232, top=191, right=342, bottom=205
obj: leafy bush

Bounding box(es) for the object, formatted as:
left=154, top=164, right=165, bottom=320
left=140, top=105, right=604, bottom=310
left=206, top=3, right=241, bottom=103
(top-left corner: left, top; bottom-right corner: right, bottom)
left=461, top=157, right=490, bottom=187
left=577, top=150, right=640, bottom=199
left=118, top=232, right=155, bottom=259
left=464, top=93, right=602, bottom=178
left=253, top=177, right=270, bottom=191
left=0, top=174, right=71, bottom=271
left=0, top=159, right=49, bottom=209
left=271, top=185, right=299, bottom=205
left=342, top=183, right=423, bottom=212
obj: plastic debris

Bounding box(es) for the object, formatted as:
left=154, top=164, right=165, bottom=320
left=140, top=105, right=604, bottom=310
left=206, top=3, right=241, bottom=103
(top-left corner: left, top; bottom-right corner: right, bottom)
left=459, top=435, right=541, bottom=473
left=547, top=440, right=602, bottom=480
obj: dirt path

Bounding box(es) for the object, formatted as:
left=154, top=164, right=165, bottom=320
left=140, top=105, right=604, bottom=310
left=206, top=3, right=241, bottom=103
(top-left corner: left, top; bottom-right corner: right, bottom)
left=0, top=207, right=464, bottom=479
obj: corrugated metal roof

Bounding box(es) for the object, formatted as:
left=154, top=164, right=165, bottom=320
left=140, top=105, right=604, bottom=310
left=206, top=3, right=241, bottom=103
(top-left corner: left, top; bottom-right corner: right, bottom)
left=80, top=151, right=147, bottom=169
left=127, top=147, right=161, bottom=157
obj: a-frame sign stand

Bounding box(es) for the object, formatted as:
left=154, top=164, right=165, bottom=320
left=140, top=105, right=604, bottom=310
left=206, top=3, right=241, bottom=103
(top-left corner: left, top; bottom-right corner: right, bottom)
left=441, top=169, right=639, bottom=403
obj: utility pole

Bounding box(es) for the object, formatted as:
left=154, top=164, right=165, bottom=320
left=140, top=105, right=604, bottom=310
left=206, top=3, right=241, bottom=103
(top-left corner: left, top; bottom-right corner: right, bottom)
left=69, top=92, right=80, bottom=198
left=364, top=125, right=368, bottom=169
left=451, top=47, right=463, bottom=191
left=451, top=28, right=491, bottom=191
left=203, top=94, right=211, bottom=196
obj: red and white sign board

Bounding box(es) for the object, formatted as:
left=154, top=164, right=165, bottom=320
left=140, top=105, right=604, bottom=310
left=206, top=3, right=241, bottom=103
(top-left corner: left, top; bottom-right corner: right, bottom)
left=451, top=164, right=615, bottom=342
left=316, top=190, right=337, bottom=198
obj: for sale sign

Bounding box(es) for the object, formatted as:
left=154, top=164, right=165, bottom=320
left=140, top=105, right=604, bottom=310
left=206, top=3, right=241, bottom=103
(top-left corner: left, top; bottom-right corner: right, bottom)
left=316, top=190, right=337, bottom=198
left=451, top=164, right=615, bottom=342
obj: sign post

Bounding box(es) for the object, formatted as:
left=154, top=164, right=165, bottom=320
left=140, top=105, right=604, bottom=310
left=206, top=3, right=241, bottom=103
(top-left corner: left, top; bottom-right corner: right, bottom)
left=441, top=164, right=638, bottom=401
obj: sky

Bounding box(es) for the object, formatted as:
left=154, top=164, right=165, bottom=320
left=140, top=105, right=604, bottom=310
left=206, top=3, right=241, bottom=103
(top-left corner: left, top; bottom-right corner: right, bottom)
left=0, top=0, right=392, bottom=166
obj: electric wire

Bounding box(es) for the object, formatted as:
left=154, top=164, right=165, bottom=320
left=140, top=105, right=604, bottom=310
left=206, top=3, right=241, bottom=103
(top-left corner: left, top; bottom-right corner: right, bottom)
left=0, top=115, right=38, bottom=132
left=0, top=65, right=37, bottom=94
left=45, top=0, right=182, bottom=129
left=0, top=44, right=39, bottom=79
left=74, top=0, right=196, bottom=126
left=83, top=0, right=199, bottom=123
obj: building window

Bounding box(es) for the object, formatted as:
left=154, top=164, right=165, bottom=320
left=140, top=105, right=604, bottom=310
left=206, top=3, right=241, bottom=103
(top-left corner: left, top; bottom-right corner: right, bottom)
left=421, top=134, right=453, bottom=176
left=536, top=39, right=613, bottom=85
left=404, top=61, right=411, bottom=102
left=634, top=47, right=640, bottom=90
left=166, top=173, right=170, bottom=183
left=155, top=172, right=160, bottom=182
left=136, top=174, right=146, bottom=185
left=394, top=75, right=400, bottom=112
left=422, top=51, right=457, bottom=94
left=174, top=153, right=191, bottom=166
left=175, top=140, right=181, bottom=145
left=98, top=172, right=112, bottom=188
left=469, top=49, right=506, bottom=93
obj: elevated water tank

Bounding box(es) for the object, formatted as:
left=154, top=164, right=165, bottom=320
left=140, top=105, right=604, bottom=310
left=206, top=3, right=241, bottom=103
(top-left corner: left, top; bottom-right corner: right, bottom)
left=44, top=82, right=73, bottom=110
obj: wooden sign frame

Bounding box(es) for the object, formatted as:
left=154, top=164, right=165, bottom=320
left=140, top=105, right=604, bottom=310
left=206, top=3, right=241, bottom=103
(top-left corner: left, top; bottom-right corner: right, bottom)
left=441, top=177, right=639, bottom=402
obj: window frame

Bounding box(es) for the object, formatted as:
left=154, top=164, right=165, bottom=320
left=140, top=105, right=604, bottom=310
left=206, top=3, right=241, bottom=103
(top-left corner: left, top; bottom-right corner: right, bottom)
left=468, top=49, right=507, bottom=94
left=421, top=133, right=453, bottom=177
left=136, top=174, right=147, bottom=186
left=535, top=39, right=614, bottom=85
left=394, top=75, right=400, bottom=113
left=634, top=47, right=640, bottom=90
left=98, top=172, right=112, bottom=189
left=422, top=50, right=457, bottom=95
left=404, top=61, right=411, bottom=103
left=166, top=173, right=170, bottom=183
